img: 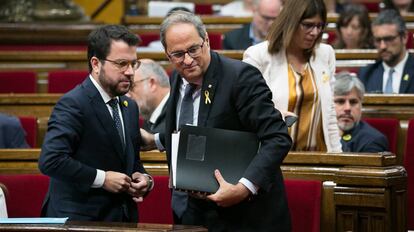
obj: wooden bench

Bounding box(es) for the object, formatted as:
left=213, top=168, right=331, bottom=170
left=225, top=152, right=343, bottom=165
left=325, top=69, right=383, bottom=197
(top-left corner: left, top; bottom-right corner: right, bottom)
left=0, top=149, right=406, bottom=232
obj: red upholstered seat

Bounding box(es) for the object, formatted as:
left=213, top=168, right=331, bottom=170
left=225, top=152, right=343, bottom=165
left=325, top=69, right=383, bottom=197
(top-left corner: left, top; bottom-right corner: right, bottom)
left=138, top=175, right=173, bottom=224
left=208, top=33, right=223, bottom=50
left=195, top=3, right=213, bottom=15
left=47, top=70, right=88, bottom=93
left=0, top=174, right=49, bottom=217
left=285, top=179, right=321, bottom=232
left=138, top=33, right=161, bottom=47
left=405, top=119, right=414, bottom=230
left=0, top=71, right=37, bottom=93
left=406, top=31, right=413, bottom=49
left=363, top=118, right=399, bottom=154
left=18, top=116, right=38, bottom=148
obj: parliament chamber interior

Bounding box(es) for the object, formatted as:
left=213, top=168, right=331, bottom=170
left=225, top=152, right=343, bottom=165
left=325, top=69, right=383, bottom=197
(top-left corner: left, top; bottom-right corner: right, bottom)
left=0, top=0, right=413, bottom=231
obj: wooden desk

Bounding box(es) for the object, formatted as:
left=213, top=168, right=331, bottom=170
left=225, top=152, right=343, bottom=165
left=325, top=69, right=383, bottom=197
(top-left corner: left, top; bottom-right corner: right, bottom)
left=0, top=149, right=407, bottom=232
left=0, top=221, right=207, bottom=231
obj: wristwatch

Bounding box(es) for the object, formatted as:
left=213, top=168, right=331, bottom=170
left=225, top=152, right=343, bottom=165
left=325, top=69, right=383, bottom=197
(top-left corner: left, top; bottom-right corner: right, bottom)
left=143, top=173, right=154, bottom=192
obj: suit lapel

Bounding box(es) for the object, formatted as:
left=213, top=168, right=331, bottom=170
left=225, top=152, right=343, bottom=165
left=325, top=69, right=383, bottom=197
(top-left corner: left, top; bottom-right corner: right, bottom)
left=83, top=78, right=126, bottom=166
left=120, top=96, right=134, bottom=174
left=198, top=52, right=218, bottom=127
left=399, top=55, right=414, bottom=93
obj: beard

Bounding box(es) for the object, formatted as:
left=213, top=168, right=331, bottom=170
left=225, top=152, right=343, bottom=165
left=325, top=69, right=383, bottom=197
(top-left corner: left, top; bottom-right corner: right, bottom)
left=98, top=69, right=131, bottom=97
left=338, top=121, right=355, bottom=132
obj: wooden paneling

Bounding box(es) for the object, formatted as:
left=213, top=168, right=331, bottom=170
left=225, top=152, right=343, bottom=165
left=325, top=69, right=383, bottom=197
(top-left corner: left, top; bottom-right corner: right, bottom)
left=0, top=149, right=407, bottom=232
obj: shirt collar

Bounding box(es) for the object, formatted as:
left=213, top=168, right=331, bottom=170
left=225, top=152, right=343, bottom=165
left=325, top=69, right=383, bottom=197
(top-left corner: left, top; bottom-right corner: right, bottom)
left=249, top=24, right=263, bottom=46
left=149, top=93, right=169, bottom=124
left=382, top=52, right=409, bottom=74
left=89, top=75, right=118, bottom=104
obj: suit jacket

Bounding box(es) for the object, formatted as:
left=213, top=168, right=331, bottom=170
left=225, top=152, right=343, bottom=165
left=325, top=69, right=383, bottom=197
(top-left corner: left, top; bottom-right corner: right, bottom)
left=0, top=113, right=29, bottom=148
left=142, top=102, right=167, bottom=134
left=341, top=121, right=389, bottom=152
left=163, top=51, right=292, bottom=231
left=222, top=23, right=252, bottom=50
left=358, top=54, right=414, bottom=93
left=244, top=41, right=342, bottom=152
left=38, top=77, right=145, bottom=222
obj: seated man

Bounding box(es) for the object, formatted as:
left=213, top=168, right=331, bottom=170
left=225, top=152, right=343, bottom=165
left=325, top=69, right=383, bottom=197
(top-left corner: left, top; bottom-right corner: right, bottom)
left=0, top=113, right=29, bottom=148
left=334, top=72, right=389, bottom=152
left=358, top=9, right=414, bottom=93
left=222, top=0, right=282, bottom=50
left=128, top=59, right=170, bottom=134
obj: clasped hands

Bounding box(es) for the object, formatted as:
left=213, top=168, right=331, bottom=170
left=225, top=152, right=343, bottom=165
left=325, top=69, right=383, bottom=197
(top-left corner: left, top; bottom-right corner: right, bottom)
left=103, top=171, right=152, bottom=203
left=194, top=169, right=251, bottom=207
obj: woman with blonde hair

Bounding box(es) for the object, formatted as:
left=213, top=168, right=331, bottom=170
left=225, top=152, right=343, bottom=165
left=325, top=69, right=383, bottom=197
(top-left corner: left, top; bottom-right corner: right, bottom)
left=243, top=0, right=342, bottom=152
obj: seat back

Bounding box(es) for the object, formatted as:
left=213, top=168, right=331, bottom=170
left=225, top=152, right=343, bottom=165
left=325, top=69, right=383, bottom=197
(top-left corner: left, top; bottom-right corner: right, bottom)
left=0, top=174, right=49, bottom=217
left=18, top=116, right=37, bottom=148
left=47, top=70, right=87, bottom=93
left=363, top=118, right=399, bottom=154
left=405, top=119, right=414, bottom=230
left=0, top=71, right=37, bottom=93
left=285, top=179, right=321, bottom=232
left=138, top=33, right=160, bottom=47
left=195, top=3, right=213, bottom=15
left=138, top=175, right=173, bottom=224
left=208, top=33, right=223, bottom=50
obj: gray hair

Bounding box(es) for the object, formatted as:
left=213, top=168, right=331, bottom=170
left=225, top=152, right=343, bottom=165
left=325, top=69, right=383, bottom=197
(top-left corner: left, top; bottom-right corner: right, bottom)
left=137, top=61, right=170, bottom=88
left=160, top=10, right=207, bottom=50
left=372, top=9, right=406, bottom=35
left=334, top=72, right=365, bottom=99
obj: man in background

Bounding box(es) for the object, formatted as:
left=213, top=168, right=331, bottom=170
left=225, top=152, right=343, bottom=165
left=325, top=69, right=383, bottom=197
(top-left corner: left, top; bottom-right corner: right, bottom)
left=222, top=0, right=283, bottom=50
left=359, top=9, right=414, bottom=93
left=0, top=113, right=29, bottom=148
left=334, top=72, right=389, bottom=152
left=128, top=59, right=170, bottom=134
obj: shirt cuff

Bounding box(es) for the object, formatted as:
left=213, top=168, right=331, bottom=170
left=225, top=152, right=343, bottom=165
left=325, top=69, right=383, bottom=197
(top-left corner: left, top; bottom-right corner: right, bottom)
left=92, top=169, right=105, bottom=188
left=239, top=177, right=258, bottom=195
left=154, top=133, right=165, bottom=151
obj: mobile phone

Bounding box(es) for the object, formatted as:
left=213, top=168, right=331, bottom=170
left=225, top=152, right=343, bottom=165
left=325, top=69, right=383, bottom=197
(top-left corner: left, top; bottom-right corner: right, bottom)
left=285, top=115, right=298, bottom=127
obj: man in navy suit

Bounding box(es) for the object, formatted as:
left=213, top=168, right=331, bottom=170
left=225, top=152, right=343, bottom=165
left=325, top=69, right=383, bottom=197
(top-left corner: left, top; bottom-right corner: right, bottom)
left=128, top=59, right=170, bottom=134
left=38, top=25, right=153, bottom=222
left=141, top=11, right=292, bottom=231
left=359, top=9, right=414, bottom=93
left=222, top=0, right=282, bottom=50
left=0, top=113, right=29, bottom=148
left=334, top=72, right=389, bottom=152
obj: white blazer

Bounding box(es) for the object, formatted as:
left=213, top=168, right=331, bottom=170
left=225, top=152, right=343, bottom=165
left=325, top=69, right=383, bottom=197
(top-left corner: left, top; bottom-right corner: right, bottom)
left=243, top=41, right=342, bottom=152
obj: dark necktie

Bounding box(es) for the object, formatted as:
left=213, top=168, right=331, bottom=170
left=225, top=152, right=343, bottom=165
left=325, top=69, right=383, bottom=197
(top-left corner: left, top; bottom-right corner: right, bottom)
left=178, top=83, right=196, bottom=129
left=108, top=98, right=125, bottom=147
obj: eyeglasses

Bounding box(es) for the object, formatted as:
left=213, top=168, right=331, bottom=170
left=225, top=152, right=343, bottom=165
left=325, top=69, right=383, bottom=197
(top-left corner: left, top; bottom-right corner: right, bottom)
left=300, top=22, right=326, bottom=33
left=102, top=59, right=141, bottom=72
left=167, top=40, right=205, bottom=63
left=258, top=12, right=277, bottom=22
left=373, top=35, right=400, bottom=45
left=131, top=77, right=149, bottom=89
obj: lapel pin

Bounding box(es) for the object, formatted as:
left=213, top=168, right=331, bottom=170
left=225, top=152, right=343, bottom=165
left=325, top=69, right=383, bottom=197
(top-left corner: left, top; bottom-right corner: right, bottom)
left=204, top=90, right=212, bottom=104
left=123, top=100, right=128, bottom=107
left=208, top=84, right=212, bottom=88
left=403, top=74, right=409, bottom=81
left=342, top=134, right=352, bottom=141
left=322, top=72, right=329, bottom=83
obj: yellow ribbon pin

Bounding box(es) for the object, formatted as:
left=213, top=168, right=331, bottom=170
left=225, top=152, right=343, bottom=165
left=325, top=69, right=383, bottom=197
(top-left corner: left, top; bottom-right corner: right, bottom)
left=204, top=90, right=211, bottom=104
left=342, top=134, right=352, bottom=141
left=123, top=100, right=128, bottom=107
left=403, top=74, right=409, bottom=81
left=322, top=73, right=329, bottom=83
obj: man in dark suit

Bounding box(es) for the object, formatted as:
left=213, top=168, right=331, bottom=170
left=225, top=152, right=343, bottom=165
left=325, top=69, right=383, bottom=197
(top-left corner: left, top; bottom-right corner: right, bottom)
left=222, top=0, right=282, bottom=50
left=38, top=25, right=153, bottom=222
left=334, top=72, right=389, bottom=152
left=128, top=59, right=170, bottom=134
left=142, top=11, right=292, bottom=231
left=359, top=9, right=414, bottom=93
left=0, top=113, right=29, bottom=148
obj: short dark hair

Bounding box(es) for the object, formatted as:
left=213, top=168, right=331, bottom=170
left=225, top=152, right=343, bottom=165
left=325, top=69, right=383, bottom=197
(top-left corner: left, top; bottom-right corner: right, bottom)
left=372, top=9, right=406, bottom=35
left=87, top=25, right=140, bottom=72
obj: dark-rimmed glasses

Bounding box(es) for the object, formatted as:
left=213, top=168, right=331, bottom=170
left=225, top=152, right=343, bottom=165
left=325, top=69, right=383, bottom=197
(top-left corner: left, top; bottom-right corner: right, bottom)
left=300, top=22, right=326, bottom=33
left=167, top=40, right=205, bottom=63
left=373, top=35, right=400, bottom=45
left=102, top=59, right=141, bottom=72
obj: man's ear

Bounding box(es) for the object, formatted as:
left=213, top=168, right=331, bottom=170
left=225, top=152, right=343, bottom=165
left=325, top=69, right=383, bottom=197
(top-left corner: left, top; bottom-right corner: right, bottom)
left=91, top=57, right=101, bottom=74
